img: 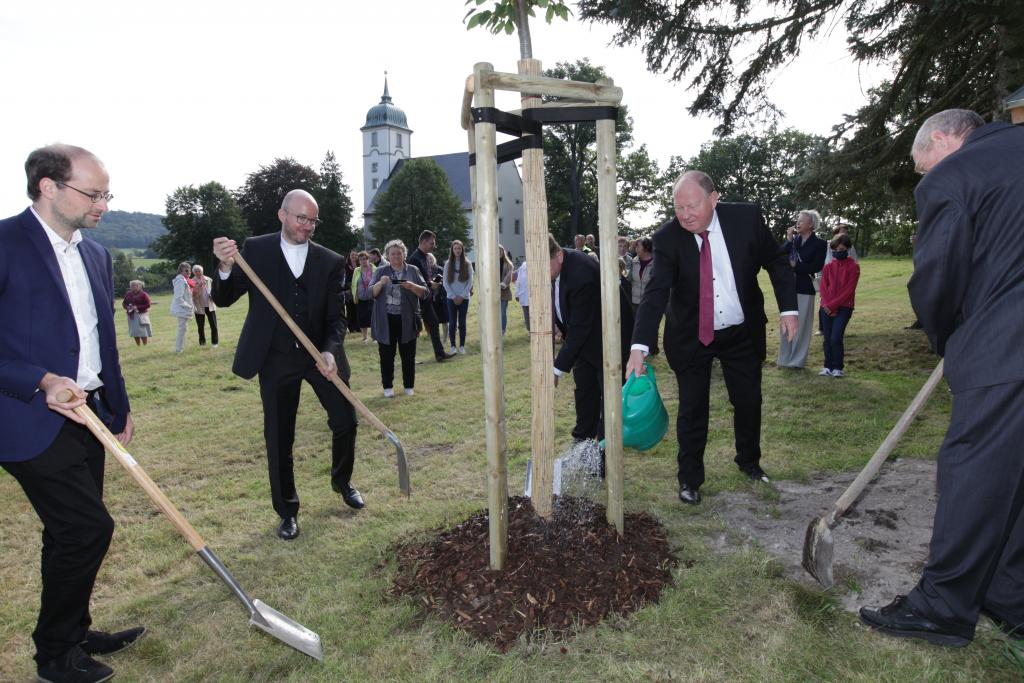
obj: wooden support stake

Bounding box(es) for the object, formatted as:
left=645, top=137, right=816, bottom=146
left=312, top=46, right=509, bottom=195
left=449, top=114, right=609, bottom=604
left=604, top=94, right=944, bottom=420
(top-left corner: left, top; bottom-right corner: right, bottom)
left=595, top=79, right=624, bottom=535
left=472, top=62, right=508, bottom=571
left=484, top=70, right=623, bottom=104
left=518, top=57, right=556, bottom=520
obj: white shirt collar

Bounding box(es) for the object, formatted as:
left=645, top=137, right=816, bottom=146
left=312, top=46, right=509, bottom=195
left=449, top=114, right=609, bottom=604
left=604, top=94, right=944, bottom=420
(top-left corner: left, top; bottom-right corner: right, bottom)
left=280, top=233, right=309, bottom=255
left=31, top=206, right=83, bottom=248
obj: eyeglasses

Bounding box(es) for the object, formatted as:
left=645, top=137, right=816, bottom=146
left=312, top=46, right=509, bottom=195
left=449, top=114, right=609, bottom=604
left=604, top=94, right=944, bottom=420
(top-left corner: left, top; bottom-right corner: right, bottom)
left=285, top=211, right=321, bottom=227
left=57, top=181, right=113, bottom=204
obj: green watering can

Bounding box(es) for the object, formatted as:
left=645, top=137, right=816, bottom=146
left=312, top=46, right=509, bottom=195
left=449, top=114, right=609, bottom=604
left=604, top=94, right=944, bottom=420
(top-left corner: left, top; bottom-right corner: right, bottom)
left=596, top=363, right=669, bottom=452
left=622, top=362, right=669, bottom=450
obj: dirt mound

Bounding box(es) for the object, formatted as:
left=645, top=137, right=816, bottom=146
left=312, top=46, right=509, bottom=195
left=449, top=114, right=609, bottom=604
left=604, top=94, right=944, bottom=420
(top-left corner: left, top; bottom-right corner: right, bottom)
left=708, top=458, right=937, bottom=611
left=391, top=496, right=678, bottom=651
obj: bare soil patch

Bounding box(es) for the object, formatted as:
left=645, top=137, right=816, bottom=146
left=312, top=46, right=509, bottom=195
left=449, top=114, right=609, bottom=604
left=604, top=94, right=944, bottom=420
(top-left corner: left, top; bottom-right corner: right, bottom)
left=391, top=495, right=678, bottom=651
left=708, top=458, right=937, bottom=611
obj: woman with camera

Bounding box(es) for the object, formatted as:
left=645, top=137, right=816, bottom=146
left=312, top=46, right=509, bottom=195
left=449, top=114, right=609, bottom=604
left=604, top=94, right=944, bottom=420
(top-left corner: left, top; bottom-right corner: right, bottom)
left=370, top=239, right=428, bottom=398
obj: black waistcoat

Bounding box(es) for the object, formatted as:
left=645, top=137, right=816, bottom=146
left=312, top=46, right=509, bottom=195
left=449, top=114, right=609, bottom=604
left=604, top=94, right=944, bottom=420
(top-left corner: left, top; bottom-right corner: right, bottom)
left=269, top=252, right=315, bottom=353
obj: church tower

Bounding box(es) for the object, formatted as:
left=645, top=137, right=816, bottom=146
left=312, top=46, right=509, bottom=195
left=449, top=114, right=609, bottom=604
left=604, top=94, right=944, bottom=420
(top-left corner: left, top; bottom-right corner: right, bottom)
left=361, top=76, right=412, bottom=213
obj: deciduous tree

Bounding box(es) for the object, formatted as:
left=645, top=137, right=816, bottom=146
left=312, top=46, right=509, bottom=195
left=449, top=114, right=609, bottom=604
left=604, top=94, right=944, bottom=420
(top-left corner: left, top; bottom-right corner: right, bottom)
left=235, top=158, right=320, bottom=237
left=370, top=158, right=471, bottom=256
left=155, top=181, right=250, bottom=274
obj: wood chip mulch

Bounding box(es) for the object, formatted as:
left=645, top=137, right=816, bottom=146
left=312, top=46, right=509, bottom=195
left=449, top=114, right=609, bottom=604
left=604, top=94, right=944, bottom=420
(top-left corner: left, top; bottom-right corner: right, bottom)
left=390, top=495, right=678, bottom=651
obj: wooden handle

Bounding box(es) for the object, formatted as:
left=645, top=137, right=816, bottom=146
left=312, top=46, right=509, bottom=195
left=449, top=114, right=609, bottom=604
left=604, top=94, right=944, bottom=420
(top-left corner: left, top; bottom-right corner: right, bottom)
left=231, top=252, right=391, bottom=436
left=831, top=359, right=946, bottom=520
left=56, top=390, right=206, bottom=551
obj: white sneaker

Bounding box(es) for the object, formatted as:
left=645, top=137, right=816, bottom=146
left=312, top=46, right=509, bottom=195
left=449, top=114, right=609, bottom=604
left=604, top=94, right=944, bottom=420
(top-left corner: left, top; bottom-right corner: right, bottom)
left=450, top=346, right=457, bottom=355
left=212, top=344, right=219, bottom=348
left=383, top=388, right=395, bottom=398
left=818, top=368, right=831, bottom=376
left=831, top=369, right=845, bottom=377
left=404, top=388, right=414, bottom=396
left=458, top=347, right=466, bottom=355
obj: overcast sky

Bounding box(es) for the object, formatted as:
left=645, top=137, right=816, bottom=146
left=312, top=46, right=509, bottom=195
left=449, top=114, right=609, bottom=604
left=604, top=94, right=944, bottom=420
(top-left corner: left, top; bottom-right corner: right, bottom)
left=0, top=1, right=885, bottom=223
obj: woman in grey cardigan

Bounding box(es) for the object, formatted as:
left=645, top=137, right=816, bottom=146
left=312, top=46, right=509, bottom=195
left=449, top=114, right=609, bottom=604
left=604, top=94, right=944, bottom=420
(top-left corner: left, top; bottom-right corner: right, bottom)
left=370, top=239, right=429, bottom=397
left=169, top=261, right=195, bottom=353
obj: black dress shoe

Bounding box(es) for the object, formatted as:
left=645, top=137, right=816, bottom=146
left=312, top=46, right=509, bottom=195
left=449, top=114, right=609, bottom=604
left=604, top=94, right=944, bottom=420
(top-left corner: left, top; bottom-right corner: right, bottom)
left=277, top=516, right=299, bottom=540
left=36, top=646, right=113, bottom=683
left=81, top=626, right=146, bottom=656
left=436, top=352, right=457, bottom=362
left=678, top=483, right=701, bottom=505
left=859, top=595, right=971, bottom=647
left=338, top=484, right=365, bottom=509
left=739, top=464, right=770, bottom=483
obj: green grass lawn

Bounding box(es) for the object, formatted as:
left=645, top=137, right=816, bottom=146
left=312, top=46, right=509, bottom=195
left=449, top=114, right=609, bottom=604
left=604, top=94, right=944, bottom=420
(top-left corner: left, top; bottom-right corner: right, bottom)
left=2, top=258, right=1021, bottom=681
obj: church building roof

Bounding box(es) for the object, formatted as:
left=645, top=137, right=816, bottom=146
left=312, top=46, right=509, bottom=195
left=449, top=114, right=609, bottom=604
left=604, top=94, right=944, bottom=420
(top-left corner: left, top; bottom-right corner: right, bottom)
left=361, top=78, right=411, bottom=131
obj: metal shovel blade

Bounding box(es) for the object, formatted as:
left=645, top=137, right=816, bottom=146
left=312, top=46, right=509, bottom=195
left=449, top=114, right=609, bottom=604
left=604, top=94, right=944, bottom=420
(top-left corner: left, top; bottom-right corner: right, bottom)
left=802, top=515, right=835, bottom=589
left=250, top=599, right=324, bottom=661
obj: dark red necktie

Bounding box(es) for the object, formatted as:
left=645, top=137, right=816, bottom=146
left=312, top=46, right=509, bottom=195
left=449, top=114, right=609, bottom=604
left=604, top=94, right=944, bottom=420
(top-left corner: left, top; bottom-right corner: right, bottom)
left=698, top=230, right=714, bottom=346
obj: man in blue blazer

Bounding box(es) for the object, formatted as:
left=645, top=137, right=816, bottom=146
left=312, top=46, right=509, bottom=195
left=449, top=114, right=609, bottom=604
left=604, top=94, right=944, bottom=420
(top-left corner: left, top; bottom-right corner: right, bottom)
left=1, top=145, right=142, bottom=682
left=625, top=171, right=797, bottom=505
left=861, top=110, right=1024, bottom=646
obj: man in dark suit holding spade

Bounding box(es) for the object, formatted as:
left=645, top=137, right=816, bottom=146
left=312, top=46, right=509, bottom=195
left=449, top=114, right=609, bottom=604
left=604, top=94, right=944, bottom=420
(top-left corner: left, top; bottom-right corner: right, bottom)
left=213, top=189, right=362, bottom=542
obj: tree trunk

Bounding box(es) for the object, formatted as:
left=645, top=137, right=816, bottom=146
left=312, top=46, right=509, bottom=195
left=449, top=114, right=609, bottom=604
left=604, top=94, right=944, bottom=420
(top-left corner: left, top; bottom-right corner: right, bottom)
left=515, top=0, right=533, bottom=59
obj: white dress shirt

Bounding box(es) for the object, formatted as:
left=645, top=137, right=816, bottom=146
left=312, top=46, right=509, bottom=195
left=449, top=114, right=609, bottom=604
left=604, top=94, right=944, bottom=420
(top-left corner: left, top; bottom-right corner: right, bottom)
left=279, top=235, right=309, bottom=278
left=32, top=208, right=103, bottom=390
left=631, top=209, right=796, bottom=355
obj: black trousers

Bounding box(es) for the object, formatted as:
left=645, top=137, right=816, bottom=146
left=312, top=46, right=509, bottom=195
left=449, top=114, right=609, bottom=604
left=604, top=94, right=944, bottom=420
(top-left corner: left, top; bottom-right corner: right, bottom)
left=194, top=308, right=219, bottom=346
left=2, top=410, right=114, bottom=664
left=378, top=314, right=417, bottom=390
left=257, top=348, right=358, bottom=519
left=571, top=357, right=604, bottom=441
left=672, top=324, right=762, bottom=489
left=420, top=290, right=446, bottom=358
left=907, top=378, right=1024, bottom=638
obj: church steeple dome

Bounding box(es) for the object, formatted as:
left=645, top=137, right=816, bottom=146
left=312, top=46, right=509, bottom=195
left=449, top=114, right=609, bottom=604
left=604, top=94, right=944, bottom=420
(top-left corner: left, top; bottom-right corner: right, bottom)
left=362, top=76, right=409, bottom=130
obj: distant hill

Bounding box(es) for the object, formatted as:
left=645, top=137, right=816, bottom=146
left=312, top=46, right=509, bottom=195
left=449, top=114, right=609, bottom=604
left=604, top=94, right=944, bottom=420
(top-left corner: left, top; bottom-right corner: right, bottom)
left=91, top=210, right=166, bottom=249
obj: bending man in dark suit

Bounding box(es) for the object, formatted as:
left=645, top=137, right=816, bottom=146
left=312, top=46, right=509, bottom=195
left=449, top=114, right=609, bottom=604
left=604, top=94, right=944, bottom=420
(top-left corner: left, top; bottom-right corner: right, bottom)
left=861, top=110, right=1024, bottom=646
left=1, top=144, right=143, bottom=683
left=550, top=233, right=633, bottom=444
left=212, top=189, right=362, bottom=542
left=625, top=171, right=797, bottom=505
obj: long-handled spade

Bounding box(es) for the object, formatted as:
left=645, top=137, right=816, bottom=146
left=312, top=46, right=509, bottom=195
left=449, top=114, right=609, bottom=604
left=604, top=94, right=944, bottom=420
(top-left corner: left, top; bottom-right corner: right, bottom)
left=56, top=389, right=324, bottom=660
left=231, top=252, right=410, bottom=496
left=802, top=360, right=945, bottom=588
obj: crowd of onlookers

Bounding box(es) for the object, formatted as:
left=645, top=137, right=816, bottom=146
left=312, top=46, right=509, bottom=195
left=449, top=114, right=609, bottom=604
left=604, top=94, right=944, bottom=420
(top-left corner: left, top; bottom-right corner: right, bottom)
left=122, top=218, right=859, bottom=384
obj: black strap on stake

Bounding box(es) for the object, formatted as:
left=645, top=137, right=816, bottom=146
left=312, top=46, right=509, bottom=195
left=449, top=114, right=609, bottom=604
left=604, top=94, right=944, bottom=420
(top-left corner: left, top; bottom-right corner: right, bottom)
left=467, top=105, right=619, bottom=165
left=523, top=106, right=618, bottom=125
left=470, top=107, right=542, bottom=137
left=469, top=136, right=544, bottom=167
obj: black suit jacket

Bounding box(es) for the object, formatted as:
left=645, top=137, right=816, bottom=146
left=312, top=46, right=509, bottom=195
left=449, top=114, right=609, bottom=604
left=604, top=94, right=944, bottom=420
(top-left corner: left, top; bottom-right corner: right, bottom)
left=212, top=232, right=349, bottom=381
left=554, top=248, right=633, bottom=373
left=908, top=122, right=1024, bottom=393
left=632, top=203, right=796, bottom=367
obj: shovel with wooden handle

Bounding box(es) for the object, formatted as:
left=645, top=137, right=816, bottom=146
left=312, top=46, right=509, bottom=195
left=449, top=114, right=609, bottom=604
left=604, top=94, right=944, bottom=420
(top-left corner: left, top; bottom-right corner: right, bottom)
left=230, top=251, right=410, bottom=497
left=56, top=389, right=324, bottom=660
left=801, top=359, right=945, bottom=588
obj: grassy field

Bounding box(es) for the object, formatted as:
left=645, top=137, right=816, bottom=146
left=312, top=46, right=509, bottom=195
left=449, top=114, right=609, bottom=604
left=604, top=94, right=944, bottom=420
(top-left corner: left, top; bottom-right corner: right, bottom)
left=2, top=258, right=1021, bottom=681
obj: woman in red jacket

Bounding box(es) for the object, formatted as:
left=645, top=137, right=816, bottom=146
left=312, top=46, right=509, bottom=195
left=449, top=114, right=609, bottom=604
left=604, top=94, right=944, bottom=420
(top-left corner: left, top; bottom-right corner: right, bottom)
left=818, top=234, right=860, bottom=377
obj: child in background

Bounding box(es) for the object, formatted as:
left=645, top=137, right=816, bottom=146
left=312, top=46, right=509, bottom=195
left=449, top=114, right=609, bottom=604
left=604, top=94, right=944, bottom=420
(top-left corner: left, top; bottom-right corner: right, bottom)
left=818, top=234, right=860, bottom=377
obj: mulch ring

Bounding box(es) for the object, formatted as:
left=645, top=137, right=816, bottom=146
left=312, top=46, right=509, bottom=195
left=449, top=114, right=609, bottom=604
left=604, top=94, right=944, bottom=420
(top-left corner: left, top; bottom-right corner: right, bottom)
left=390, top=495, right=678, bottom=651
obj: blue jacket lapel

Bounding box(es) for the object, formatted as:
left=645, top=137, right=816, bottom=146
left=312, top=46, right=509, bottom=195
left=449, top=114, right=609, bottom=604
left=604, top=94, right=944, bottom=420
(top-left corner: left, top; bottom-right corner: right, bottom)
left=21, top=209, right=74, bottom=315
